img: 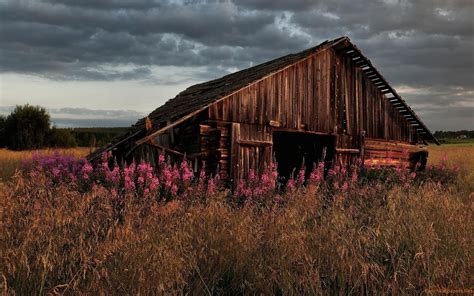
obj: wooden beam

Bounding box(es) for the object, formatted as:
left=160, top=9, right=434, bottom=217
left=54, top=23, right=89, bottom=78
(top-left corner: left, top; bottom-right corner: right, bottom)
left=269, top=120, right=281, bottom=127
left=272, top=127, right=332, bottom=136
left=237, top=140, right=272, bottom=147
left=146, top=141, right=186, bottom=157
left=336, top=148, right=360, bottom=154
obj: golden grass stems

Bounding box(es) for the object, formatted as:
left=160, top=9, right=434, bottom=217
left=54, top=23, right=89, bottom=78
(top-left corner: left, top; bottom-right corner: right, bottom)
left=1, top=174, right=472, bottom=294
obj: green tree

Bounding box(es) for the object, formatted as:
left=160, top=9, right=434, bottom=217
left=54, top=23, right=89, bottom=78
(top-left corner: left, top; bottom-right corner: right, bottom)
left=4, top=104, right=51, bottom=150
left=0, top=115, right=6, bottom=148
left=47, top=127, right=77, bottom=148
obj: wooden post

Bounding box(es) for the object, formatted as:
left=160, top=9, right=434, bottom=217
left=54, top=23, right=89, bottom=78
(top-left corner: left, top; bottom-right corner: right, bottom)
left=359, top=130, right=366, bottom=165
left=230, top=123, right=240, bottom=185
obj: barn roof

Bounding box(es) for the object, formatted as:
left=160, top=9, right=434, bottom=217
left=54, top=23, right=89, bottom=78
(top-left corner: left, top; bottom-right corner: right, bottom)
left=90, top=36, right=438, bottom=160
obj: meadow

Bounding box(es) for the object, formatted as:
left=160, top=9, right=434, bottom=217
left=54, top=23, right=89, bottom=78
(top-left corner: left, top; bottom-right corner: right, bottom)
left=0, top=147, right=90, bottom=181
left=0, top=144, right=473, bottom=294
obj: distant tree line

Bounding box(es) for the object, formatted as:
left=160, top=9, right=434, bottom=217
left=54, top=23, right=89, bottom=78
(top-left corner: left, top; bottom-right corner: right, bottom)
left=64, top=127, right=128, bottom=147
left=433, top=130, right=474, bottom=139
left=0, top=104, right=127, bottom=150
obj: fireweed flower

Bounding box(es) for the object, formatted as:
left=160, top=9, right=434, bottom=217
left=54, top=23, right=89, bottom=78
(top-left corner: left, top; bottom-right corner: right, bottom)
left=341, top=181, right=349, bottom=192
left=171, top=184, right=178, bottom=196
left=149, top=177, right=160, bottom=191
left=52, top=167, right=60, bottom=178
left=180, top=160, right=193, bottom=182
left=310, top=162, right=324, bottom=184
left=163, top=165, right=173, bottom=189
left=207, top=177, right=216, bottom=195
left=106, top=164, right=120, bottom=185
left=287, top=177, right=296, bottom=192
left=81, top=162, right=94, bottom=180
left=172, top=165, right=180, bottom=181
left=297, top=167, right=305, bottom=186
left=158, top=154, right=165, bottom=165
left=351, top=168, right=358, bottom=184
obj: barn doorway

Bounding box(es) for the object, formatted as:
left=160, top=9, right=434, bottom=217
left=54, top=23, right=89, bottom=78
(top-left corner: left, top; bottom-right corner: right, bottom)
left=272, top=131, right=335, bottom=181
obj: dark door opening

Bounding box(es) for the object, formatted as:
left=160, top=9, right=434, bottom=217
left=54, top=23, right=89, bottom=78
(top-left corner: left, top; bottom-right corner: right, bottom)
left=272, top=131, right=335, bottom=181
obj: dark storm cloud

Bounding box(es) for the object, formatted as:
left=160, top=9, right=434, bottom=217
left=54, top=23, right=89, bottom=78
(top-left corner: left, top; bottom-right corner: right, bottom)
left=0, top=0, right=472, bottom=129
left=0, top=0, right=307, bottom=80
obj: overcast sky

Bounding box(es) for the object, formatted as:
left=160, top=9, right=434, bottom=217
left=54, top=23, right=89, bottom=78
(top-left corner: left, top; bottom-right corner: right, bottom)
left=0, top=0, right=473, bottom=130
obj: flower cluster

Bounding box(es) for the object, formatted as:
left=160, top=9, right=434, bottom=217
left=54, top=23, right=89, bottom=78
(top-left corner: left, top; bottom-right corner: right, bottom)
left=22, top=150, right=461, bottom=203
left=24, top=151, right=221, bottom=201
left=23, top=150, right=85, bottom=185
left=233, top=162, right=278, bottom=200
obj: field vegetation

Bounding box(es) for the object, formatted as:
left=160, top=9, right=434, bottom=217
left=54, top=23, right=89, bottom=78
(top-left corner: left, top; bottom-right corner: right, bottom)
left=0, top=144, right=472, bottom=294
left=0, top=148, right=89, bottom=181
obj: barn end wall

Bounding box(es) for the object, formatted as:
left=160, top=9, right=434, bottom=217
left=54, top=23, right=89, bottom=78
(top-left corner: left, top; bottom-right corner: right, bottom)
left=206, top=48, right=426, bottom=181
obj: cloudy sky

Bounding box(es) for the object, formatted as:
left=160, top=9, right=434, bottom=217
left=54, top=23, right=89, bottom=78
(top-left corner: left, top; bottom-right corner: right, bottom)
left=0, top=0, right=473, bottom=130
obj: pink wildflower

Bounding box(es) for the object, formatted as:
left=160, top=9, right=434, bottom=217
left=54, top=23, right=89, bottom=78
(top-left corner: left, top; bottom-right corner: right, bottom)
left=297, top=167, right=305, bottom=186
left=149, top=177, right=160, bottom=191
left=171, top=184, right=178, bottom=196
left=341, top=181, right=349, bottom=192
left=124, top=176, right=135, bottom=190
left=287, top=177, right=295, bottom=192
left=111, top=188, right=118, bottom=198
left=106, top=164, right=120, bottom=184
left=52, top=167, right=60, bottom=177
left=207, top=177, right=216, bottom=195
left=351, top=169, right=358, bottom=184
left=180, top=160, right=193, bottom=182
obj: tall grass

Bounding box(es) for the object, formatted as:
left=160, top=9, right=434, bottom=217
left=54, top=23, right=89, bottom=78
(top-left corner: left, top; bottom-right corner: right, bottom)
left=1, top=171, right=472, bottom=294
left=0, top=148, right=89, bottom=181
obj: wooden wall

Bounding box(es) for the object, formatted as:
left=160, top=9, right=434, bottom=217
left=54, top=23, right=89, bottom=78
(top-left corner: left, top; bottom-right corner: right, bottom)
left=230, top=123, right=272, bottom=181
left=335, top=53, right=414, bottom=143
left=208, top=48, right=416, bottom=144
left=209, top=49, right=335, bottom=133
left=205, top=47, right=422, bottom=179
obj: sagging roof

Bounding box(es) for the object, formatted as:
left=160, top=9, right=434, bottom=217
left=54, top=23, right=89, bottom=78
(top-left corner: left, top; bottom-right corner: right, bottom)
left=89, top=36, right=438, bottom=160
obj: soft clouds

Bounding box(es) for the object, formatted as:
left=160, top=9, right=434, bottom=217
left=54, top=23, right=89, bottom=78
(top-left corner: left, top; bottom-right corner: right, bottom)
left=0, top=106, right=144, bottom=127
left=0, top=0, right=472, bottom=130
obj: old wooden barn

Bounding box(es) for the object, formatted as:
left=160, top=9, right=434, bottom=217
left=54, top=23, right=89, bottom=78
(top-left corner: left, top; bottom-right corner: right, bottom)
left=90, top=36, right=439, bottom=184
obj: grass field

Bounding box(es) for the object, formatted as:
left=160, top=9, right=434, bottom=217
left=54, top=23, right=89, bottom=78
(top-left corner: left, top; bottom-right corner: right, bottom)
left=1, top=144, right=473, bottom=181
left=0, top=144, right=472, bottom=294
left=0, top=147, right=90, bottom=182
left=428, top=143, right=474, bottom=191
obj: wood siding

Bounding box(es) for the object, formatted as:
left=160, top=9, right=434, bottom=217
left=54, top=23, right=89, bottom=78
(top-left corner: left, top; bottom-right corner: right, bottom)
left=205, top=48, right=422, bottom=180
left=209, top=48, right=416, bottom=143
left=231, top=123, right=272, bottom=181
left=134, top=47, right=426, bottom=183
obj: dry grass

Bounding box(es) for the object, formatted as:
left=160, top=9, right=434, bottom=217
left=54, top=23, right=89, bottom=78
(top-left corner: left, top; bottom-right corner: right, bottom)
left=429, top=143, right=474, bottom=193
left=0, top=144, right=472, bottom=294
left=0, top=148, right=89, bottom=182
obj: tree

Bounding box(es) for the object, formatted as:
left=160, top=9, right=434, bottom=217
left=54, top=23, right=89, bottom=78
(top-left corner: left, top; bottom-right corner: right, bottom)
left=4, top=104, right=51, bottom=150
left=47, top=127, right=77, bottom=148
left=0, top=115, right=5, bottom=148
